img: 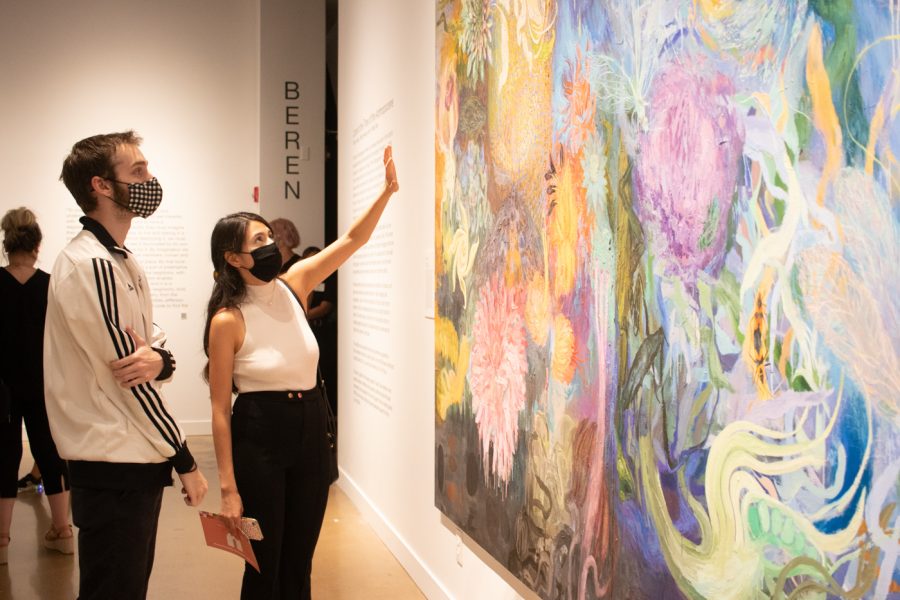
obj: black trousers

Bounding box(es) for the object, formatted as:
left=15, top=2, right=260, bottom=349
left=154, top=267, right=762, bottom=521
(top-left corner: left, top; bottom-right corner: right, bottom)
left=71, top=486, right=163, bottom=600
left=0, top=385, right=69, bottom=498
left=232, top=388, right=332, bottom=600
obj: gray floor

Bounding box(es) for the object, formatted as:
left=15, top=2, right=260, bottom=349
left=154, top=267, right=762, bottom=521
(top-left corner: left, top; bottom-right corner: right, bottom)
left=1, top=436, right=424, bottom=599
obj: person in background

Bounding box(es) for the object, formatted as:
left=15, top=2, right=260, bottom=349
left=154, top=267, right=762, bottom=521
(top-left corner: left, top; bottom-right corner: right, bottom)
left=204, top=145, right=399, bottom=599
left=45, top=131, right=208, bottom=600
left=0, top=207, right=73, bottom=565
left=270, top=217, right=302, bottom=274
left=300, top=246, right=338, bottom=416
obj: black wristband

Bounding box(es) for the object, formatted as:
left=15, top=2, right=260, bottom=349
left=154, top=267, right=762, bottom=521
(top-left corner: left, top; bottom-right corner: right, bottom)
left=169, top=443, right=196, bottom=475
left=152, top=347, right=176, bottom=380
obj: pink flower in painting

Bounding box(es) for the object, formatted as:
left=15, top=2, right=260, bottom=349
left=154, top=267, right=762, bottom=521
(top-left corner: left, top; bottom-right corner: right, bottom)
left=468, top=272, right=528, bottom=488
left=634, top=61, right=744, bottom=280
left=561, top=47, right=596, bottom=153
left=436, top=53, right=459, bottom=153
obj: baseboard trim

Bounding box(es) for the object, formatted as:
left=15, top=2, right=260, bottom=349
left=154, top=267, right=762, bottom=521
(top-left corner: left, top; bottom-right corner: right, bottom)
left=181, top=420, right=212, bottom=436
left=338, top=469, right=452, bottom=600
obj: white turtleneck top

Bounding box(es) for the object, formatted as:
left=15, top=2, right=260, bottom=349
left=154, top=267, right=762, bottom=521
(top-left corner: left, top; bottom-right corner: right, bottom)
left=232, top=279, right=320, bottom=393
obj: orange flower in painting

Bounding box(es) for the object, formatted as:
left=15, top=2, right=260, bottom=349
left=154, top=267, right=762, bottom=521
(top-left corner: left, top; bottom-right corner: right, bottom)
left=525, top=273, right=550, bottom=346
left=551, top=313, right=576, bottom=384
left=560, top=47, right=595, bottom=153
left=547, top=154, right=584, bottom=300
left=468, top=273, right=528, bottom=487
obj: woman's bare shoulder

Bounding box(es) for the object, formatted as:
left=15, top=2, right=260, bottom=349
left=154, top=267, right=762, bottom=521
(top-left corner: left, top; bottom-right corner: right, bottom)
left=211, top=306, right=244, bottom=330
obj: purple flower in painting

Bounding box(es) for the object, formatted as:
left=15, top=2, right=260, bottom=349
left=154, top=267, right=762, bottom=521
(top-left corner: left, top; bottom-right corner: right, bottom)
left=634, top=61, right=744, bottom=280
left=468, top=272, right=528, bottom=488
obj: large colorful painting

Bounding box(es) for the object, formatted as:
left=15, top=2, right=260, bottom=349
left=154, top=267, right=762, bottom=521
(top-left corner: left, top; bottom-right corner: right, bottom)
left=434, top=0, right=900, bottom=598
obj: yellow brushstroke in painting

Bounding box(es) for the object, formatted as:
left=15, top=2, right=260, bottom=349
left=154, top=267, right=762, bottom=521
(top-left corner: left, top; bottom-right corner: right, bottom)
left=865, top=100, right=885, bottom=177
left=487, top=3, right=553, bottom=218
left=777, top=327, right=793, bottom=381
left=740, top=40, right=823, bottom=383
left=842, top=34, right=900, bottom=196
left=446, top=209, right=478, bottom=304
left=806, top=24, right=843, bottom=208
left=549, top=157, right=580, bottom=301
left=435, top=141, right=445, bottom=284
left=692, top=0, right=727, bottom=52
left=745, top=283, right=773, bottom=404
left=505, top=221, right=523, bottom=287
left=551, top=313, right=576, bottom=385
left=739, top=54, right=824, bottom=397
left=525, top=272, right=550, bottom=347
left=695, top=0, right=736, bottom=21
left=435, top=316, right=470, bottom=420
left=540, top=157, right=578, bottom=386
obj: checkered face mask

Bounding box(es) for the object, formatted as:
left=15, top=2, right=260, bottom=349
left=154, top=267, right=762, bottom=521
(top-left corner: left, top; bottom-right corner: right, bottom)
left=113, top=177, right=163, bottom=218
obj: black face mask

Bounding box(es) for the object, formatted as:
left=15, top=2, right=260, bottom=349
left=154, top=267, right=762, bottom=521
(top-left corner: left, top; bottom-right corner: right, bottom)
left=242, top=243, right=282, bottom=282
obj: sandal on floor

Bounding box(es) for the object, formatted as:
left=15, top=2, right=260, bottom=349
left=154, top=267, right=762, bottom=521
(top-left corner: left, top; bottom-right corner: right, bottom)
left=0, top=535, right=9, bottom=565
left=44, top=525, right=74, bottom=555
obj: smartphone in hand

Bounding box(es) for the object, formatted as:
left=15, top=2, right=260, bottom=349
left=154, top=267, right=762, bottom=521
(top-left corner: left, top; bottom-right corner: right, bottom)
left=241, top=517, right=263, bottom=541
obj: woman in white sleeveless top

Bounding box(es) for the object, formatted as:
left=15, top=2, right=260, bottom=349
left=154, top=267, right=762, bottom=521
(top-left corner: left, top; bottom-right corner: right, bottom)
left=204, top=147, right=398, bottom=599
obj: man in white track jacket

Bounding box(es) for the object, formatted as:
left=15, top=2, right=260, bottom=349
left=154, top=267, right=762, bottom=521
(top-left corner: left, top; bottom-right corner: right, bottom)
left=44, top=131, right=207, bottom=600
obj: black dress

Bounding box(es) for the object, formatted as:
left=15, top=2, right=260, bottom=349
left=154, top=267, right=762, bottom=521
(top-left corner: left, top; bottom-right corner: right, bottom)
left=279, top=253, right=301, bottom=274
left=0, top=268, right=69, bottom=497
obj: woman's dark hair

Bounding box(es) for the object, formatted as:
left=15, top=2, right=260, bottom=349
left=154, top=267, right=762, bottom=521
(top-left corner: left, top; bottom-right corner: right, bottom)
left=2, top=207, right=42, bottom=255
left=202, top=211, right=273, bottom=382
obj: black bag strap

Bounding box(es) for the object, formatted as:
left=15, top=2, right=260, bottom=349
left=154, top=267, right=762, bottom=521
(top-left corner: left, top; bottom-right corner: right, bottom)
left=277, top=278, right=328, bottom=391
left=277, top=280, right=338, bottom=485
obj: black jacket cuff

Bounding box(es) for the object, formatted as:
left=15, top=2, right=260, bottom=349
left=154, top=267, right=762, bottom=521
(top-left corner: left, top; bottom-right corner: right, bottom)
left=152, top=347, right=176, bottom=380
left=169, top=443, right=196, bottom=475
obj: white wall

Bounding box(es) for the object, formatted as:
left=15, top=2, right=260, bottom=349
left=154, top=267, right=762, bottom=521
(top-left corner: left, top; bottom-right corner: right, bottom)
left=0, top=0, right=260, bottom=433
left=0, top=1, right=327, bottom=435
left=259, top=0, right=326, bottom=249
left=337, top=2, right=532, bottom=598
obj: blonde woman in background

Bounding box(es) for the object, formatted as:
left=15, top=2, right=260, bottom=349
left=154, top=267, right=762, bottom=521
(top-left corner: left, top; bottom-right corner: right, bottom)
left=0, top=208, right=73, bottom=564
left=270, top=217, right=302, bottom=274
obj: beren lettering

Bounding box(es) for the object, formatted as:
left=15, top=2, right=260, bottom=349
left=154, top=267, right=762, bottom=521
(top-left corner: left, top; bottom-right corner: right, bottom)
left=284, top=80, right=301, bottom=199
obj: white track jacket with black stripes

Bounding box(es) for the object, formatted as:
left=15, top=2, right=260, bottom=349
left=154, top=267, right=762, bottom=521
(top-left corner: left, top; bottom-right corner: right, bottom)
left=44, top=222, right=194, bottom=474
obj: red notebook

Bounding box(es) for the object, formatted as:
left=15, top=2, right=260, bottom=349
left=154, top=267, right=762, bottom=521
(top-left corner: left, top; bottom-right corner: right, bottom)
left=199, top=511, right=260, bottom=572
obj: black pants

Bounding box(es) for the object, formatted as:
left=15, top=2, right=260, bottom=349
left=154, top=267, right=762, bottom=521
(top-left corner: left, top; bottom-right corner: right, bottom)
left=71, top=486, right=163, bottom=600
left=232, top=388, right=332, bottom=600
left=0, top=385, right=69, bottom=498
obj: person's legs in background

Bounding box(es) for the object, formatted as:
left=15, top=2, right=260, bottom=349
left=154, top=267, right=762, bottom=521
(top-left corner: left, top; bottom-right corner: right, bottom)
left=22, top=390, right=72, bottom=552
left=0, top=409, right=23, bottom=564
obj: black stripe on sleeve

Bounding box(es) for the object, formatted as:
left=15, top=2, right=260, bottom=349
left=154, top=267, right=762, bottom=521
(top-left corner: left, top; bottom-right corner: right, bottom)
left=127, top=386, right=179, bottom=451
left=91, top=258, right=179, bottom=452
left=144, top=383, right=182, bottom=446
left=92, top=258, right=124, bottom=359
left=99, top=260, right=131, bottom=354
left=132, top=383, right=181, bottom=450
